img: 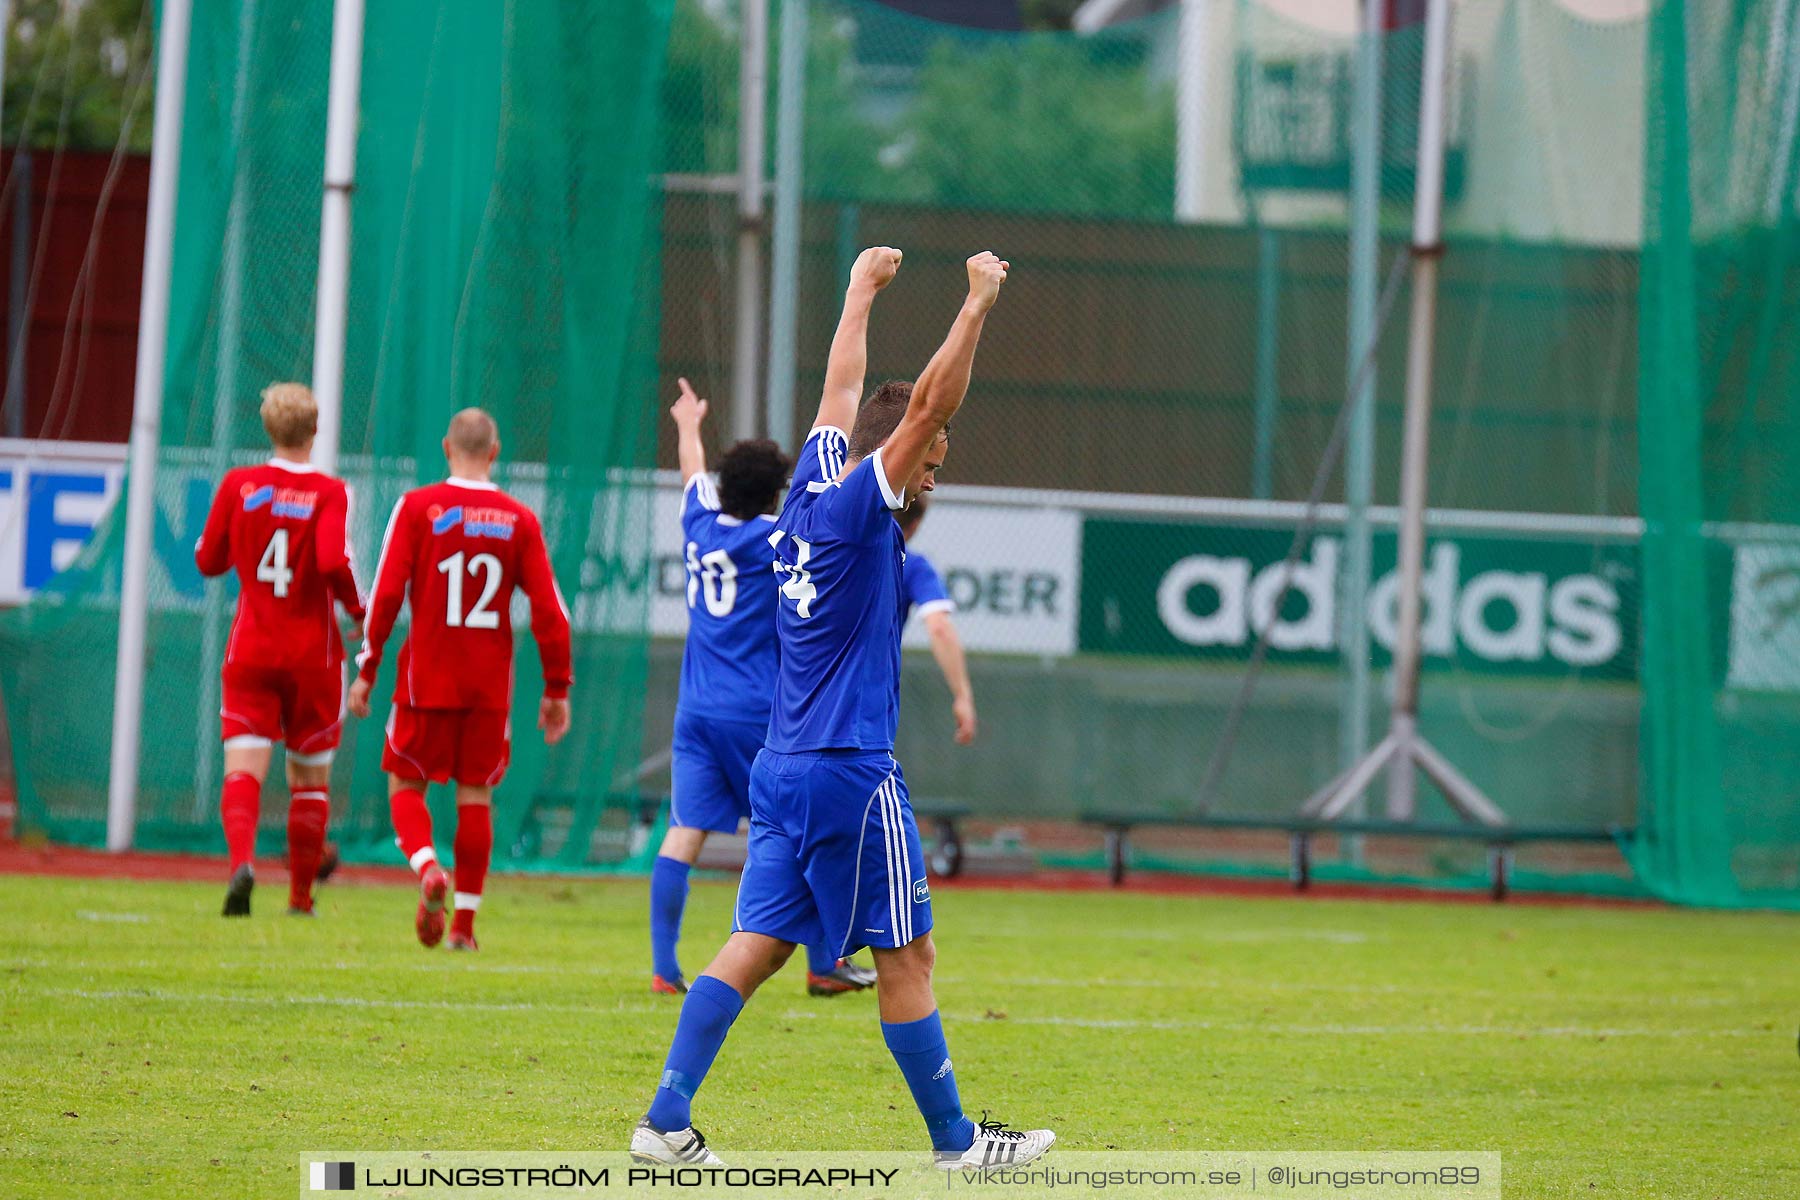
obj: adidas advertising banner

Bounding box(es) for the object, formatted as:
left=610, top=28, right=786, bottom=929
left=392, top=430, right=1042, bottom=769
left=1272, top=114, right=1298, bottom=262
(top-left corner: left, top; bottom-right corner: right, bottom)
left=1078, top=519, right=1642, bottom=680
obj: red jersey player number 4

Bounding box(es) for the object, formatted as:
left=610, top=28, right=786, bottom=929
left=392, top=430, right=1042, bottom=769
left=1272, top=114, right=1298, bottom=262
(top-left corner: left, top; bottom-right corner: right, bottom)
left=348, top=408, right=572, bottom=952
left=194, top=383, right=365, bottom=920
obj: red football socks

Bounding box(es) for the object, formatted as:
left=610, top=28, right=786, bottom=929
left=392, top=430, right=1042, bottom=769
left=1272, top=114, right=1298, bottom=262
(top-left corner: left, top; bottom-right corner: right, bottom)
left=452, top=804, right=492, bottom=938
left=389, top=787, right=436, bottom=872
left=287, top=789, right=330, bottom=911
left=221, top=772, right=262, bottom=872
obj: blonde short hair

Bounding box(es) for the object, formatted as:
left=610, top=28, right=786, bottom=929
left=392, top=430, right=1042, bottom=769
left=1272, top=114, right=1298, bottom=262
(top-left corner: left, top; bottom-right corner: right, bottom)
left=260, top=383, right=318, bottom=449
left=446, top=407, right=499, bottom=457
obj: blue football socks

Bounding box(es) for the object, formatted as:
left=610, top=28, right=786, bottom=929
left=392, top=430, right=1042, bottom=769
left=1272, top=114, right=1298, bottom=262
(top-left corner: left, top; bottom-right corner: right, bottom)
left=649, top=856, right=691, bottom=982
left=646, top=974, right=745, bottom=1132
left=882, top=1010, right=976, bottom=1152
left=805, top=943, right=840, bottom=976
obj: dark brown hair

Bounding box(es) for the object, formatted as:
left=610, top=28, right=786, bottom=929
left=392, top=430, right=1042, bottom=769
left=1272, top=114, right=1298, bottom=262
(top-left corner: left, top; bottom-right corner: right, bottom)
left=717, top=438, right=791, bottom=519
left=847, top=380, right=914, bottom=460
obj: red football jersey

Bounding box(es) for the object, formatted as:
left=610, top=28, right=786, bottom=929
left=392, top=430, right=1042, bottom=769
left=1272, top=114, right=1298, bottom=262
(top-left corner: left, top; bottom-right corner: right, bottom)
left=194, top=459, right=364, bottom=670
left=356, top=477, right=573, bottom=712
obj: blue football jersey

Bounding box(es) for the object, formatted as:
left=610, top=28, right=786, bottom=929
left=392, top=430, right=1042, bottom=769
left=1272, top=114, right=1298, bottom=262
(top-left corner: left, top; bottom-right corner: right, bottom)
left=902, top=550, right=954, bottom=624
left=676, top=473, right=781, bottom=722
left=765, top=426, right=910, bottom=753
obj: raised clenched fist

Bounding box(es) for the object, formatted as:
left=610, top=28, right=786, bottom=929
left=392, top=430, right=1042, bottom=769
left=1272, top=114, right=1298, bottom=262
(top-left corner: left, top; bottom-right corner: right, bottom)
left=965, top=251, right=1009, bottom=312
left=853, top=245, right=903, bottom=291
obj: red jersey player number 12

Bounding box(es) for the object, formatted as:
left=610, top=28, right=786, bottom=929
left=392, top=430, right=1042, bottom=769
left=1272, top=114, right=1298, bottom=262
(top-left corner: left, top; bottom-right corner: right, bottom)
left=348, top=408, right=573, bottom=953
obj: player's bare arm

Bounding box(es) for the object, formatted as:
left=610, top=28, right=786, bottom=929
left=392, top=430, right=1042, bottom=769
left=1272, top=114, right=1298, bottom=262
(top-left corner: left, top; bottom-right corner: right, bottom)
left=815, top=246, right=902, bottom=435
left=874, top=251, right=1007, bottom=489
left=538, top=696, right=571, bottom=744
left=923, top=610, right=977, bottom=745
left=347, top=675, right=372, bottom=719
left=670, top=377, right=709, bottom=485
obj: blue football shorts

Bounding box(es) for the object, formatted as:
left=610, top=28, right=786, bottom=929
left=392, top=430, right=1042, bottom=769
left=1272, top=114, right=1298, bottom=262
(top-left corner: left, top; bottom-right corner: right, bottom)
left=733, top=747, right=933, bottom=957
left=669, top=709, right=765, bottom=834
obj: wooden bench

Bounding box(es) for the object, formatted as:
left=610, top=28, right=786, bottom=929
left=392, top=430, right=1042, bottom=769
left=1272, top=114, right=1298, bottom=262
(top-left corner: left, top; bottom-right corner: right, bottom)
left=1082, top=813, right=1630, bottom=901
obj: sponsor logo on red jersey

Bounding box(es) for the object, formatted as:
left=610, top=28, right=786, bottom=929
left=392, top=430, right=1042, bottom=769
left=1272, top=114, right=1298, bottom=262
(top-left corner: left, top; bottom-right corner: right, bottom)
left=242, top=482, right=319, bottom=519
left=426, top=504, right=518, bottom=540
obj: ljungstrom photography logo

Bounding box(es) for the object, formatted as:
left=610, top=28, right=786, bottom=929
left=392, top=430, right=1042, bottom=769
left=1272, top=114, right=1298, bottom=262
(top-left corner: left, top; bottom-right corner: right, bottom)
left=309, top=1161, right=355, bottom=1191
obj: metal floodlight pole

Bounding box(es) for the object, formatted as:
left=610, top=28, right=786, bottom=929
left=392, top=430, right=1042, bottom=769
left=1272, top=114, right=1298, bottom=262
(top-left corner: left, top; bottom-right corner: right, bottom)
left=1173, top=0, right=1209, bottom=222
left=1338, top=0, right=1384, bottom=829
left=311, top=0, right=366, bottom=476
left=766, top=0, right=806, bottom=453
left=731, top=0, right=769, bottom=442
left=107, top=0, right=195, bottom=852
left=1300, top=0, right=1505, bottom=828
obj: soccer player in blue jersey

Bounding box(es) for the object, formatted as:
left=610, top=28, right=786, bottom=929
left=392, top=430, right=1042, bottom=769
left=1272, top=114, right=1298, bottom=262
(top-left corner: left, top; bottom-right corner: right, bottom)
left=632, top=250, right=1055, bottom=1169
left=897, top=496, right=976, bottom=745
left=651, top=376, right=878, bottom=998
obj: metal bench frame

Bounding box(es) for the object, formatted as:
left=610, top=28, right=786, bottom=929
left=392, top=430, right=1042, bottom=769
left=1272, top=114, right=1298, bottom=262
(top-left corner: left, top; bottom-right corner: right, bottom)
left=1087, top=815, right=1629, bottom=902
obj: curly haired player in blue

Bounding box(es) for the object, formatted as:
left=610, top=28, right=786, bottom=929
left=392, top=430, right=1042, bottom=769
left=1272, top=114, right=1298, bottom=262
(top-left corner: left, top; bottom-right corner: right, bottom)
left=651, top=371, right=878, bottom=999
left=630, top=249, right=1055, bottom=1170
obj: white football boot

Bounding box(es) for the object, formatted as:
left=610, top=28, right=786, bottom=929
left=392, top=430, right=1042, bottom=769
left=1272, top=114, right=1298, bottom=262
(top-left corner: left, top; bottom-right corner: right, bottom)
left=933, top=1115, right=1056, bottom=1170
left=631, top=1119, right=725, bottom=1166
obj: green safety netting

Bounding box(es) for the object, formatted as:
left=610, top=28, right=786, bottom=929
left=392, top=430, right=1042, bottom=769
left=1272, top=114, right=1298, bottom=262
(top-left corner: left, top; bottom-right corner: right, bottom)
left=0, top=0, right=676, bottom=869
left=1632, top=0, right=1800, bottom=907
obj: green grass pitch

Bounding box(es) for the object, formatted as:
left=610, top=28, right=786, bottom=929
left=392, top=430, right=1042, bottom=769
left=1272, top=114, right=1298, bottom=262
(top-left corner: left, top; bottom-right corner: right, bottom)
left=1, top=872, right=1795, bottom=1198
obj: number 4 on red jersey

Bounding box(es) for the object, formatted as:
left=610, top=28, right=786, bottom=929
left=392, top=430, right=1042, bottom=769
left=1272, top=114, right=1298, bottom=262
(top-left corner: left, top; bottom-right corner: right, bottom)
left=355, top=478, right=573, bottom=712
left=193, top=459, right=364, bottom=671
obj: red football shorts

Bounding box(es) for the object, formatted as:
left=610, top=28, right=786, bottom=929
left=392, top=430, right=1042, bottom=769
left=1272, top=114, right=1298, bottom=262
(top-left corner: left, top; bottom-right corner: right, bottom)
left=219, top=663, right=345, bottom=764
left=383, top=705, right=512, bottom=787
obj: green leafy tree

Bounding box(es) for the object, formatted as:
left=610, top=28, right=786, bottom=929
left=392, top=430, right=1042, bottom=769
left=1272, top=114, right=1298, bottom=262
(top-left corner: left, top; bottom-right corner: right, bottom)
left=890, top=34, right=1175, bottom=219
left=660, top=0, right=878, bottom=190
left=3, top=0, right=155, bottom=153
left=661, top=0, right=738, bottom=175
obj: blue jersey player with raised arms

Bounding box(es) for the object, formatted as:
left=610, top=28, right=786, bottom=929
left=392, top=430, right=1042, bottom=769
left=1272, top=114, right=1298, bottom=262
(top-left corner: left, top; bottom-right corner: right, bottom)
left=652, top=375, right=878, bottom=998
left=631, top=249, right=1055, bottom=1169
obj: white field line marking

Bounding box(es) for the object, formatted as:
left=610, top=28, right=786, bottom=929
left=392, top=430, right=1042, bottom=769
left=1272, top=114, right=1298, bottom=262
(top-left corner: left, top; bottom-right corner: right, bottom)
left=969, top=976, right=1755, bottom=1007
left=0, top=957, right=640, bottom=977
left=12, top=986, right=1772, bottom=1039
left=0, top=958, right=1760, bottom=1007
left=976, top=928, right=1375, bottom=944
left=74, top=911, right=153, bottom=924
